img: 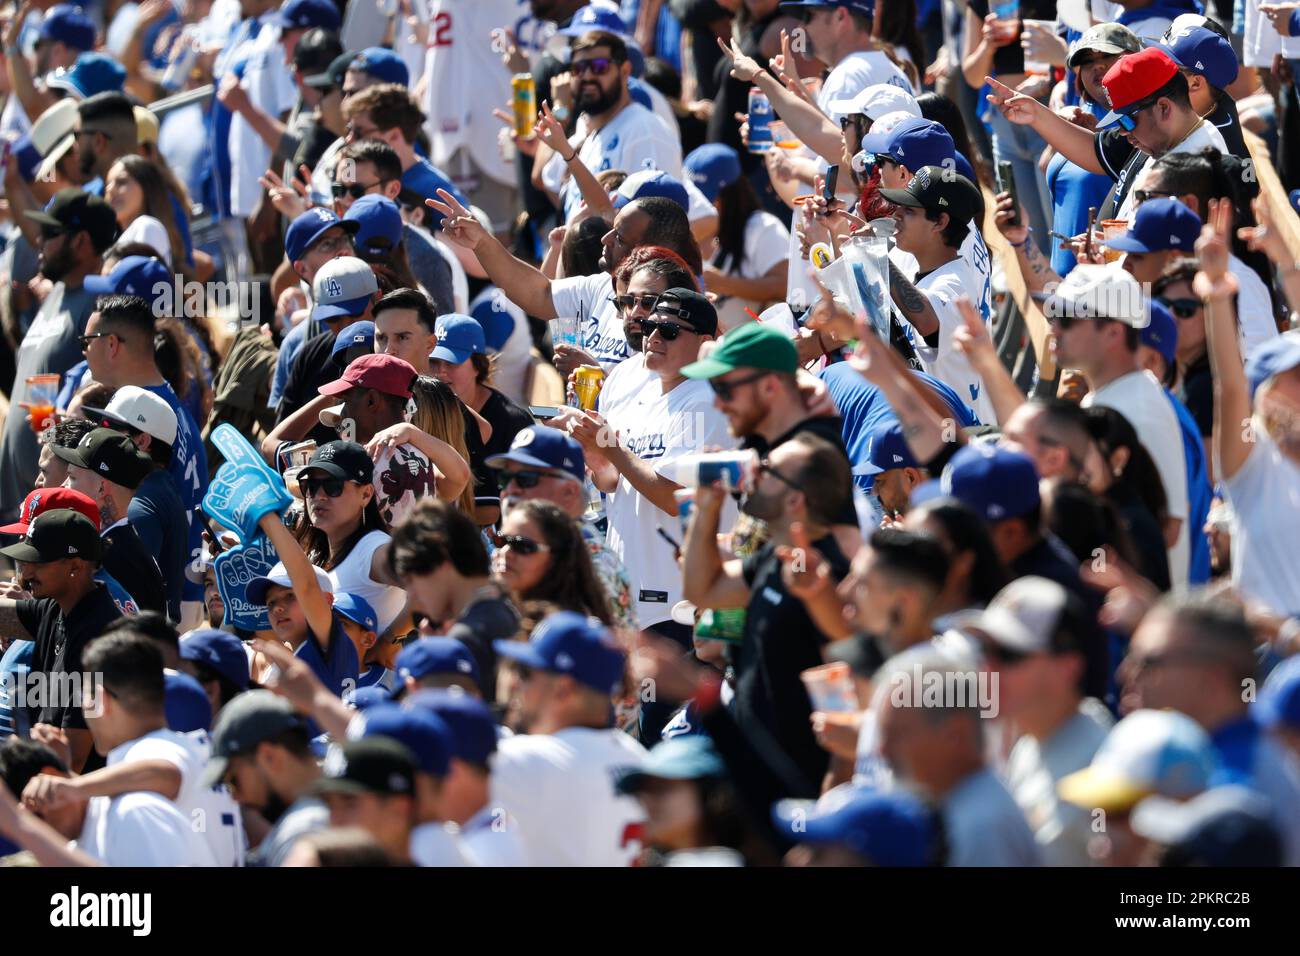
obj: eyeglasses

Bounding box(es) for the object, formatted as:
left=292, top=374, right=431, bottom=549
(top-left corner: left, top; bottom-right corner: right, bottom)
left=757, top=457, right=802, bottom=492
left=571, top=57, right=613, bottom=77
left=346, top=121, right=384, bottom=139
left=709, top=370, right=770, bottom=402
left=78, top=332, right=111, bottom=351
left=299, top=476, right=348, bottom=498
left=1159, top=296, right=1201, bottom=319
left=1132, top=189, right=1175, bottom=205
left=332, top=179, right=392, bottom=200
left=609, top=292, right=660, bottom=313
left=492, top=532, right=549, bottom=556
left=503, top=470, right=557, bottom=490
left=641, top=318, right=699, bottom=341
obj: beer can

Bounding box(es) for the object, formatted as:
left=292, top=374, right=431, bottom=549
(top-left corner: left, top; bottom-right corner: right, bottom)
left=747, top=87, right=773, bottom=154
left=574, top=365, right=605, bottom=410
left=512, top=73, right=537, bottom=140
left=161, top=27, right=200, bottom=92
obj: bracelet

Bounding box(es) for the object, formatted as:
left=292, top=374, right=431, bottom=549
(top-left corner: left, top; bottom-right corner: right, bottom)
left=1009, top=228, right=1033, bottom=249
left=562, top=151, right=577, bottom=163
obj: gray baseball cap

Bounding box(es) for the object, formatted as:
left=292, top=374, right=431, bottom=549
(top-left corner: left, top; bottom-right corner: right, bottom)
left=202, top=690, right=309, bottom=788
left=1067, top=23, right=1142, bottom=69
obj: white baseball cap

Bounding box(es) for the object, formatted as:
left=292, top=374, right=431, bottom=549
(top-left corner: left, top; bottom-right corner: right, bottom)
left=1040, top=263, right=1150, bottom=329
left=951, top=576, right=1075, bottom=656
left=246, top=561, right=335, bottom=606
left=83, top=385, right=179, bottom=447
left=828, top=84, right=921, bottom=123
left=30, top=99, right=78, bottom=184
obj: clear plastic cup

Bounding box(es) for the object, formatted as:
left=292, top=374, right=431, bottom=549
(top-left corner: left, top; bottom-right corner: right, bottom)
left=801, top=662, right=858, bottom=712
left=25, top=374, right=59, bottom=435
left=549, top=315, right=581, bottom=348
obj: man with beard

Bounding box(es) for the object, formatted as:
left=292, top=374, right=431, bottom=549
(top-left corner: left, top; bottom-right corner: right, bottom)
left=0, top=189, right=117, bottom=523
left=70, top=92, right=139, bottom=187
left=682, top=432, right=854, bottom=795
left=204, top=691, right=327, bottom=867
left=536, top=30, right=683, bottom=223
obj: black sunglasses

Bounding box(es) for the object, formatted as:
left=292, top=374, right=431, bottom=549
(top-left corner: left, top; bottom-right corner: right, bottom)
left=492, top=532, right=548, bottom=556
left=709, top=370, right=769, bottom=401
left=757, top=458, right=802, bottom=492
left=503, top=469, right=554, bottom=490
left=332, top=179, right=391, bottom=200
left=641, top=318, right=698, bottom=341
left=299, top=476, right=347, bottom=498
left=1133, top=189, right=1175, bottom=205
left=78, top=332, right=111, bottom=351
left=1159, top=296, right=1200, bottom=319
left=572, top=57, right=613, bottom=76
left=608, top=292, right=660, bottom=313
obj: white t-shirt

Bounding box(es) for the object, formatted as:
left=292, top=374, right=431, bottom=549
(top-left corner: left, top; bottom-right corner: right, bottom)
left=597, top=350, right=652, bottom=421
left=542, top=101, right=683, bottom=222
left=1116, top=121, right=1228, bottom=223
left=490, top=726, right=648, bottom=866
left=1084, top=370, right=1190, bottom=588
left=326, top=529, right=406, bottom=634
left=458, top=804, right=529, bottom=867
left=1230, top=253, right=1280, bottom=359
left=551, top=272, right=630, bottom=373
left=713, top=211, right=791, bottom=331
left=604, top=377, right=737, bottom=626
left=1245, top=0, right=1300, bottom=68
left=1223, top=425, right=1300, bottom=616
left=904, top=257, right=997, bottom=424
left=409, top=821, right=474, bottom=867
left=942, top=767, right=1043, bottom=866
left=227, top=13, right=298, bottom=218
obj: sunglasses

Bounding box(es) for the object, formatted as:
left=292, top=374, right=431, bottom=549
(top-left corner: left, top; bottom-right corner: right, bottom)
left=1159, top=296, right=1201, bottom=319
left=492, top=533, right=549, bottom=556
left=609, top=292, right=660, bottom=313
left=1132, top=189, right=1175, bottom=205
left=503, top=470, right=555, bottom=489
left=299, top=476, right=348, bottom=498
left=78, top=332, right=110, bottom=351
left=709, top=370, right=769, bottom=402
left=572, top=57, right=613, bottom=77
left=640, top=318, right=698, bottom=341
left=1115, top=98, right=1158, bottom=132
left=757, top=458, right=802, bottom=491
left=332, top=179, right=391, bottom=200
left=982, top=642, right=1030, bottom=666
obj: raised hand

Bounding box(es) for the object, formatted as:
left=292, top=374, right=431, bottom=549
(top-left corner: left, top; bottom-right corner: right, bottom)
left=1237, top=194, right=1291, bottom=266
left=985, top=76, right=1040, bottom=125
left=992, top=190, right=1030, bottom=246
left=1192, top=197, right=1238, bottom=298
left=425, top=189, right=489, bottom=251
left=492, top=107, right=539, bottom=157
left=952, top=295, right=995, bottom=361
left=259, top=168, right=310, bottom=220
left=717, top=35, right=764, bottom=83
left=533, top=100, right=577, bottom=156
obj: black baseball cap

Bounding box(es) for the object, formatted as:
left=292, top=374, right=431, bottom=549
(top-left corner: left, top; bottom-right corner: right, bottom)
left=305, top=50, right=356, bottom=90
left=879, top=165, right=981, bottom=228
left=202, top=690, right=310, bottom=788
left=24, top=188, right=120, bottom=253
left=52, top=427, right=153, bottom=490
left=312, top=737, right=418, bottom=796
left=300, top=440, right=374, bottom=484
left=652, top=287, right=719, bottom=336
left=0, top=508, right=103, bottom=564
left=294, top=27, right=343, bottom=75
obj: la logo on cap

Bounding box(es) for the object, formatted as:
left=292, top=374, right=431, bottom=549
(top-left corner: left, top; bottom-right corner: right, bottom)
left=513, top=430, right=535, bottom=448
left=68, top=545, right=77, bottom=554
left=456, top=659, right=472, bottom=673
left=555, top=652, right=574, bottom=670
left=99, top=462, right=110, bottom=472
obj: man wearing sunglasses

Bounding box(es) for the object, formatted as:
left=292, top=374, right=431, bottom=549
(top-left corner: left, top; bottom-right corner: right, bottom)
left=0, top=188, right=117, bottom=524
left=486, top=424, right=637, bottom=632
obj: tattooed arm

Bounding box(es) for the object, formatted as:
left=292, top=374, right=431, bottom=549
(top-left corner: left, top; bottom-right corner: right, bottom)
left=1015, top=230, right=1062, bottom=296
left=887, top=260, right=941, bottom=338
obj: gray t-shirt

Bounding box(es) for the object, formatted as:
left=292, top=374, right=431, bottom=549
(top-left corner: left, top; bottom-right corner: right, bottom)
left=402, top=223, right=455, bottom=317
left=942, top=766, right=1043, bottom=867
left=249, top=796, right=328, bottom=867
left=1004, top=699, right=1113, bottom=866
left=0, top=283, right=97, bottom=520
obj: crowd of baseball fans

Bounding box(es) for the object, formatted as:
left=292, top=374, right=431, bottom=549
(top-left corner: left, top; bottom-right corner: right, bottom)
left=0, top=0, right=1298, bottom=867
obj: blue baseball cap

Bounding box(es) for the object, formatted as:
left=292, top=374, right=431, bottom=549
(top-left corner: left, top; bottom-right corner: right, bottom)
left=859, top=420, right=920, bottom=477
left=1151, top=25, right=1238, bottom=90
left=285, top=206, right=358, bottom=262
left=780, top=1, right=876, bottom=14
left=46, top=53, right=127, bottom=100
left=345, top=684, right=393, bottom=710
left=470, top=292, right=516, bottom=352
left=861, top=117, right=955, bottom=171
left=1245, top=332, right=1300, bottom=400
left=1130, top=785, right=1283, bottom=866
left=83, top=254, right=171, bottom=297
left=1292, top=189, right=1300, bottom=215
left=406, top=688, right=499, bottom=767
left=12, top=134, right=42, bottom=183
left=684, top=143, right=742, bottom=203
left=165, top=669, right=213, bottom=733
left=349, top=47, right=409, bottom=86
left=273, top=0, right=341, bottom=31
left=558, top=4, right=628, bottom=36
left=1256, top=656, right=1300, bottom=731
left=940, top=443, right=1040, bottom=522
left=953, top=150, right=976, bottom=182
left=179, top=628, right=251, bottom=691
left=493, top=610, right=626, bottom=695
left=431, top=313, right=486, bottom=365
left=39, top=5, right=95, bottom=51
left=1140, top=300, right=1177, bottom=367
left=330, top=320, right=375, bottom=359
left=351, top=702, right=453, bottom=777
left=484, top=425, right=585, bottom=483
left=772, top=787, right=939, bottom=866
left=334, top=592, right=379, bottom=632
left=612, top=169, right=691, bottom=211
left=344, top=194, right=403, bottom=258
left=1102, top=197, right=1201, bottom=254
left=615, top=736, right=727, bottom=793
left=396, top=637, right=481, bottom=685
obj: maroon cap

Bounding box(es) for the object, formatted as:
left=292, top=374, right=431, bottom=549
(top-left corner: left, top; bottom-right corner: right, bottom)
left=1101, top=48, right=1180, bottom=114
left=0, top=487, right=101, bottom=534
left=318, top=353, right=417, bottom=399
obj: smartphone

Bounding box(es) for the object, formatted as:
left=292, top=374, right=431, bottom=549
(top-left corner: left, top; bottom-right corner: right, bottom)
left=996, top=161, right=1020, bottom=227
left=823, top=164, right=839, bottom=202
left=1085, top=206, right=1099, bottom=260
left=528, top=405, right=564, bottom=420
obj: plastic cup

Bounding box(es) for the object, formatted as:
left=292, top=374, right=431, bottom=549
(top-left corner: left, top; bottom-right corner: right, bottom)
left=800, top=661, right=858, bottom=712
left=25, top=374, right=59, bottom=435
left=1101, top=219, right=1128, bottom=263
left=549, top=316, right=581, bottom=348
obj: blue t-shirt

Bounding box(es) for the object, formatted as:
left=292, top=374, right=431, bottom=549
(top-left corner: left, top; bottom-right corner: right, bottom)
left=129, top=469, right=190, bottom=621
left=1047, top=148, right=1113, bottom=277
left=356, top=664, right=396, bottom=691
left=294, top=613, right=361, bottom=700
left=400, top=159, right=468, bottom=229
left=0, top=639, right=33, bottom=738
left=142, top=382, right=209, bottom=603
left=818, top=361, right=981, bottom=490
left=1166, top=388, right=1212, bottom=586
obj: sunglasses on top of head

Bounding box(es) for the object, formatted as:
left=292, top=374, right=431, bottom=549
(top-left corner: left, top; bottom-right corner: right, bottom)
left=572, top=57, right=613, bottom=77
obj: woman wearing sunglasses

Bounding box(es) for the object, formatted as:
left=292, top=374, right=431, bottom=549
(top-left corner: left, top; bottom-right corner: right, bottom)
left=492, top=500, right=614, bottom=625
left=1153, top=259, right=1213, bottom=478
left=293, top=440, right=409, bottom=640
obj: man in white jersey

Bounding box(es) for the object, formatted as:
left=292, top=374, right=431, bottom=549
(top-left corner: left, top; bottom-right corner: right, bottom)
left=492, top=611, right=647, bottom=866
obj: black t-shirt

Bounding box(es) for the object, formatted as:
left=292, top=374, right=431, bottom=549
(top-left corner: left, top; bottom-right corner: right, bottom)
left=103, top=523, right=166, bottom=615
left=742, top=416, right=858, bottom=527
left=1094, top=128, right=1144, bottom=220
left=18, top=584, right=123, bottom=731
left=448, top=589, right=520, bottom=703
left=1208, top=93, right=1249, bottom=161
left=733, top=533, right=851, bottom=795
left=465, top=388, right=535, bottom=495
left=1177, top=353, right=1213, bottom=438
left=278, top=328, right=342, bottom=447
left=967, top=0, right=1058, bottom=76
left=1109, top=483, right=1171, bottom=593
left=291, top=118, right=338, bottom=179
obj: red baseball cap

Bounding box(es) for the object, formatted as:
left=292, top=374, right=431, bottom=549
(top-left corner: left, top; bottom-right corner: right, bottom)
left=1098, top=48, right=1180, bottom=129
left=0, top=487, right=101, bottom=534
left=318, top=353, right=417, bottom=399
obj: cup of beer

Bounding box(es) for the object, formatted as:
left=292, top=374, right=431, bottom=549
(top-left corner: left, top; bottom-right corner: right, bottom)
left=1100, top=219, right=1128, bottom=264
left=573, top=365, right=604, bottom=410
left=25, top=374, right=59, bottom=435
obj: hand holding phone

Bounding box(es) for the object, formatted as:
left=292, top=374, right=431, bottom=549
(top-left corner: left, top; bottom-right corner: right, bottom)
left=823, top=164, right=839, bottom=202
left=996, top=161, right=1020, bottom=227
